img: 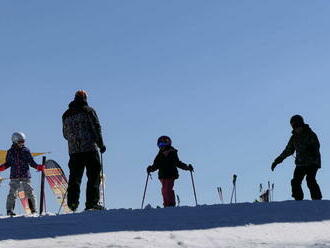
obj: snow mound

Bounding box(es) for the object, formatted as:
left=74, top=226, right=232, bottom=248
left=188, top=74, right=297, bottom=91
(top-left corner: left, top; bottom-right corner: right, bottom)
left=1, top=200, right=330, bottom=242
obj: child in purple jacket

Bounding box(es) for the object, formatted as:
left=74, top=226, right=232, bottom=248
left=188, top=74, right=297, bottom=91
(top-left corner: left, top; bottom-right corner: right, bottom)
left=0, top=132, right=44, bottom=216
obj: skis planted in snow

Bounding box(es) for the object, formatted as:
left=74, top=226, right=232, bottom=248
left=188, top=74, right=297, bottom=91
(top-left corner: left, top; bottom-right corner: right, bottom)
left=44, top=159, right=71, bottom=214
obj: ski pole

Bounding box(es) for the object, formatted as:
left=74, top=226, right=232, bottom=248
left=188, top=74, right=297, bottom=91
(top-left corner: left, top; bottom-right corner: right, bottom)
left=217, top=187, right=223, bottom=204
left=190, top=170, right=198, bottom=206
left=57, top=188, right=68, bottom=215
left=217, top=187, right=221, bottom=203
left=100, top=152, right=106, bottom=208
left=220, top=187, right=224, bottom=204
left=217, top=187, right=224, bottom=204
left=39, top=156, right=46, bottom=215
left=268, top=181, right=271, bottom=202
left=176, top=195, right=180, bottom=207
left=141, top=173, right=150, bottom=209
left=230, top=174, right=237, bottom=204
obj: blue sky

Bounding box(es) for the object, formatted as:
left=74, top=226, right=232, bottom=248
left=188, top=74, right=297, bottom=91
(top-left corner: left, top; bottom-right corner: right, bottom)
left=0, top=1, right=330, bottom=213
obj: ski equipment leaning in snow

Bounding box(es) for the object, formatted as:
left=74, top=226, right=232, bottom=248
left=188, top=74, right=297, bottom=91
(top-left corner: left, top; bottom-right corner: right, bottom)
left=44, top=159, right=71, bottom=214
left=39, top=156, right=46, bottom=215
left=99, top=153, right=106, bottom=208
left=271, top=115, right=322, bottom=200
left=230, top=174, right=237, bottom=204
left=217, top=187, right=224, bottom=204
left=62, top=90, right=107, bottom=211
left=146, top=136, right=194, bottom=207
left=0, top=132, right=45, bottom=216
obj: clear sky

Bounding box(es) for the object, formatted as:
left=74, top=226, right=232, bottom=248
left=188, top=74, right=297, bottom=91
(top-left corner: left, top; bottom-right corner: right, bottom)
left=0, top=1, right=330, bottom=213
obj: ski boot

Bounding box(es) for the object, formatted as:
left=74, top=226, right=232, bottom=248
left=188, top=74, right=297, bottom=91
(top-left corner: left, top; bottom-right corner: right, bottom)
left=7, top=210, right=16, bottom=217
left=85, top=204, right=106, bottom=211
left=68, top=203, right=78, bottom=212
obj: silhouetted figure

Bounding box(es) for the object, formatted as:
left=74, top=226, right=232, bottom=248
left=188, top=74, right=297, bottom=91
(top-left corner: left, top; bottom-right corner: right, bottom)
left=271, top=115, right=322, bottom=200
left=147, top=136, right=193, bottom=207
left=63, top=90, right=106, bottom=211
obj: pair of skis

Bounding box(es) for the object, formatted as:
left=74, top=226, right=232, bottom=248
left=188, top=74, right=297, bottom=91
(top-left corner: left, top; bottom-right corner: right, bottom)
left=0, top=177, right=36, bottom=215
left=259, top=182, right=274, bottom=202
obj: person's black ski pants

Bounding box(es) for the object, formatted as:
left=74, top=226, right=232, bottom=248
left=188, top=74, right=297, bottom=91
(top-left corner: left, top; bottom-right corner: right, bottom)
left=291, top=166, right=322, bottom=200
left=67, top=151, right=101, bottom=209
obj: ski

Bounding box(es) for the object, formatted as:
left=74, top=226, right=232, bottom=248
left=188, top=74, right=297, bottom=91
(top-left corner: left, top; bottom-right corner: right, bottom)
left=44, top=159, right=71, bottom=214
left=18, top=184, right=32, bottom=215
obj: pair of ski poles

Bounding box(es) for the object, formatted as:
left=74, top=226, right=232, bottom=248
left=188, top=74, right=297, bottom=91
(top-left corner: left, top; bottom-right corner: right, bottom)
left=141, top=170, right=198, bottom=209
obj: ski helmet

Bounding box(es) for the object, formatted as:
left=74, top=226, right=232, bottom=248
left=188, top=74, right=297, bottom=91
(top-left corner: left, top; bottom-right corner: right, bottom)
left=11, top=132, right=26, bottom=144
left=75, top=90, right=88, bottom=101
left=290, top=115, right=304, bottom=129
left=157, top=136, right=172, bottom=148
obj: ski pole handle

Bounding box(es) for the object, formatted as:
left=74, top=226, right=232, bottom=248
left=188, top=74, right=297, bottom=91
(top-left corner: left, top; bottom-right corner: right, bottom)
left=233, top=174, right=237, bottom=184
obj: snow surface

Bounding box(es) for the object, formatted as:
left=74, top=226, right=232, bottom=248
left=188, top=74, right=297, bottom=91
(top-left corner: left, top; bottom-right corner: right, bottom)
left=1, top=200, right=330, bottom=248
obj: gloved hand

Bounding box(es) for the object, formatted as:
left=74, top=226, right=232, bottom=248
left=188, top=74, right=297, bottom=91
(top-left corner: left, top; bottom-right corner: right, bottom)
left=100, top=145, right=106, bottom=154
left=37, top=164, right=45, bottom=171
left=0, top=165, right=6, bottom=172
left=271, top=157, right=282, bottom=171
left=187, top=164, right=194, bottom=171
left=271, top=162, right=277, bottom=171
left=147, top=165, right=153, bottom=174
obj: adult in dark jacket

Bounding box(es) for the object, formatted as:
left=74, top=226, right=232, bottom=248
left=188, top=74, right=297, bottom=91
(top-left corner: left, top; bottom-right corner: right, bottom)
left=62, top=90, right=106, bottom=211
left=271, top=115, right=322, bottom=200
left=147, top=136, right=193, bottom=207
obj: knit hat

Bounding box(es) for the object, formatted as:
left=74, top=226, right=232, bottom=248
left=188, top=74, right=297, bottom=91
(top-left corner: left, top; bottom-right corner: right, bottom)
left=290, top=115, right=304, bottom=129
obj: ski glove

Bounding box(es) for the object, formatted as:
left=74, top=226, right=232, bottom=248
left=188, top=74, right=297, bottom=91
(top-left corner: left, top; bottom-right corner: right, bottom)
left=271, top=157, right=282, bottom=171
left=0, top=165, right=5, bottom=172
left=187, top=164, right=194, bottom=172
left=147, top=165, right=153, bottom=174
left=37, top=164, right=45, bottom=171
left=100, top=145, right=106, bottom=154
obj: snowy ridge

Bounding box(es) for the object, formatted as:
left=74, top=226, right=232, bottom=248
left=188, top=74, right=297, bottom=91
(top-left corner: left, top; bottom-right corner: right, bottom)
left=1, top=200, right=330, bottom=241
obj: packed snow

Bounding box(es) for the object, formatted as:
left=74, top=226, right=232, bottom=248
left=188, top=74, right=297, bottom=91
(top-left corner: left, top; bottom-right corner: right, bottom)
left=1, top=200, right=330, bottom=248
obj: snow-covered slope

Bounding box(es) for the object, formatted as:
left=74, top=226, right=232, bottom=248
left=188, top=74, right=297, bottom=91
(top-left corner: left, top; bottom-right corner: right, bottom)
left=1, top=200, right=330, bottom=248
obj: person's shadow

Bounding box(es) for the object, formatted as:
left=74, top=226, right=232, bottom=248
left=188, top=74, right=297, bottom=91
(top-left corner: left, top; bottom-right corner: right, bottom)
left=1, top=200, right=330, bottom=241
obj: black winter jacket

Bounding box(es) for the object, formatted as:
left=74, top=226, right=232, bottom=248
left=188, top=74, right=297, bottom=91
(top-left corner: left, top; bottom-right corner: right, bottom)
left=276, top=124, right=321, bottom=168
left=62, top=99, right=104, bottom=155
left=149, top=146, right=189, bottom=179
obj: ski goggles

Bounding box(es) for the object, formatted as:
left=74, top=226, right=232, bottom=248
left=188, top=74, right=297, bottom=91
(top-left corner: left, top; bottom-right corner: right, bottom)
left=157, top=142, right=170, bottom=148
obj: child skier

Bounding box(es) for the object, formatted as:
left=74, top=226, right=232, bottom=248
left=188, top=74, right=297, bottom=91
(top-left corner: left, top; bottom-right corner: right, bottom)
left=147, top=136, right=194, bottom=207
left=0, top=132, right=44, bottom=216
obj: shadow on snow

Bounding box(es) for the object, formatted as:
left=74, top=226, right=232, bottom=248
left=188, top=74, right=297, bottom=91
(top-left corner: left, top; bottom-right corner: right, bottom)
left=1, top=200, right=330, bottom=240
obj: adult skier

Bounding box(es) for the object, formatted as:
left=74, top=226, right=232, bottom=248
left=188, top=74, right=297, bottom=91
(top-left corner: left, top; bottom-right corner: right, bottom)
left=62, top=90, right=106, bottom=211
left=147, top=136, right=193, bottom=207
left=0, top=132, right=44, bottom=216
left=271, top=115, right=322, bottom=200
